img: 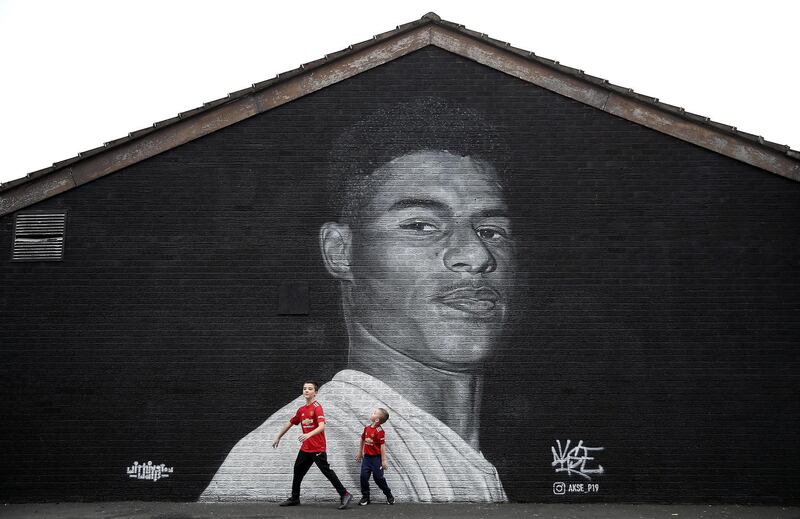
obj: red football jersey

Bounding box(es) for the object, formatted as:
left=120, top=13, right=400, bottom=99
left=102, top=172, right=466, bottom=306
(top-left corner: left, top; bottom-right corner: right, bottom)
left=290, top=401, right=326, bottom=452
left=361, top=423, right=385, bottom=456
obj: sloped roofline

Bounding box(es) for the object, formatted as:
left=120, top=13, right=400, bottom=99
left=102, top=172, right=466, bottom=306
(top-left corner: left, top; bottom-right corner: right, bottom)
left=2, top=12, right=798, bottom=216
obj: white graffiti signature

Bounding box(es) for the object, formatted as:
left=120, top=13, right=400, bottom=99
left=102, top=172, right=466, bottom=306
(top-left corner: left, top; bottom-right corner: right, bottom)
left=551, top=439, right=604, bottom=480
left=126, top=461, right=174, bottom=481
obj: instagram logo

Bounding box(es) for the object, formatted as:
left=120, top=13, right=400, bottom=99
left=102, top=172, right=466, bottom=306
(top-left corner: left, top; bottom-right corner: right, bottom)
left=552, top=482, right=566, bottom=495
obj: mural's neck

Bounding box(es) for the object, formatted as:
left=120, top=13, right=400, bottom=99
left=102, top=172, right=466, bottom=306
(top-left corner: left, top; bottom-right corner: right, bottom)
left=344, top=320, right=483, bottom=451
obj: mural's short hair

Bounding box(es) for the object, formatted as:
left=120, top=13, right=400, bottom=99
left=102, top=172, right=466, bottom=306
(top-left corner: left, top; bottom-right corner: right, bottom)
left=327, top=97, right=510, bottom=222
left=303, top=380, right=320, bottom=392
left=377, top=407, right=389, bottom=424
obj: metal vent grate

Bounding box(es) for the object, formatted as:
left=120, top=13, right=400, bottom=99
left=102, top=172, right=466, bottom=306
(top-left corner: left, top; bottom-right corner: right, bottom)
left=12, top=212, right=67, bottom=261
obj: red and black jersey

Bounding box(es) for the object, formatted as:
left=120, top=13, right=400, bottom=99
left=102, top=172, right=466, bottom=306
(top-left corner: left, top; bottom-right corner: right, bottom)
left=290, top=400, right=327, bottom=452
left=361, top=423, right=385, bottom=456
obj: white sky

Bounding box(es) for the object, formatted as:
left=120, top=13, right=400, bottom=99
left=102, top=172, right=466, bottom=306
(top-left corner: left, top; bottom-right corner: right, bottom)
left=0, top=0, right=797, bottom=185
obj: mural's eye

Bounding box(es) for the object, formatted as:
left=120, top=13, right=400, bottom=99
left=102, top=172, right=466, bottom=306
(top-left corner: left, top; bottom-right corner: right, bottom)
left=476, top=226, right=507, bottom=241
left=400, top=221, right=438, bottom=233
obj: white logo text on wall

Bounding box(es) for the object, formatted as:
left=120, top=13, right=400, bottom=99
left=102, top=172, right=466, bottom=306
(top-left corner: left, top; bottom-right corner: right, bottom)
left=126, top=461, right=174, bottom=481
left=551, top=438, right=604, bottom=497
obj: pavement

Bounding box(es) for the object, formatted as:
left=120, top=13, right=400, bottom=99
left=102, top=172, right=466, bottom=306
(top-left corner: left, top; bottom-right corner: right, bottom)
left=0, top=502, right=798, bottom=519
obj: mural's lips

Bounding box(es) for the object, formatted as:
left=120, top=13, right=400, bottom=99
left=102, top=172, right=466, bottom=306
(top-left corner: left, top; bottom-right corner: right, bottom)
left=432, top=286, right=501, bottom=316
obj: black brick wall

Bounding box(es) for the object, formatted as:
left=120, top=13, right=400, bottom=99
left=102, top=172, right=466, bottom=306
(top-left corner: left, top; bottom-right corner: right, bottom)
left=1, top=47, right=799, bottom=503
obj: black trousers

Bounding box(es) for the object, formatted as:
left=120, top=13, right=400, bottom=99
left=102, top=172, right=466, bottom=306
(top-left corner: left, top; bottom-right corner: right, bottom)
left=291, top=451, right=346, bottom=499
left=360, top=454, right=392, bottom=497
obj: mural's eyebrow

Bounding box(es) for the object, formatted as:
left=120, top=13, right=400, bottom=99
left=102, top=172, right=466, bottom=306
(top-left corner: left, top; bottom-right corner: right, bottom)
left=387, top=198, right=451, bottom=213
left=473, top=208, right=510, bottom=219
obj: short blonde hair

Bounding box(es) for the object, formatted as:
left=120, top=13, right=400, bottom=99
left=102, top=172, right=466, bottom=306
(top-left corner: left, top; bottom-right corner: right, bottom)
left=377, top=407, right=389, bottom=424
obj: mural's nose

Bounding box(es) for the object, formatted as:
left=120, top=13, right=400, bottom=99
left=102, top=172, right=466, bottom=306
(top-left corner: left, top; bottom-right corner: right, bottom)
left=443, top=226, right=497, bottom=274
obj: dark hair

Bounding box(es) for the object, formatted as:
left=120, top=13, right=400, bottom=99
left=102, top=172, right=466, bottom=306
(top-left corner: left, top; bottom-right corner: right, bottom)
left=303, top=380, right=320, bottom=392
left=377, top=407, right=389, bottom=424
left=327, top=97, right=509, bottom=222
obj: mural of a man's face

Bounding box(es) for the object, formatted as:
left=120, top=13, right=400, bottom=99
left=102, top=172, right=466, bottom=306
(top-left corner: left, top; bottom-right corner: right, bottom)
left=322, top=150, right=516, bottom=371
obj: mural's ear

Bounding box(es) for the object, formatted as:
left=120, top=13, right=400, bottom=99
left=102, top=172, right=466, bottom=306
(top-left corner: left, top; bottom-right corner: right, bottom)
left=320, top=222, right=354, bottom=281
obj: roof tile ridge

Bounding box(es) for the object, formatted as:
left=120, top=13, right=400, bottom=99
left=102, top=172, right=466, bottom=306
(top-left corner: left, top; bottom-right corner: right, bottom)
left=433, top=15, right=799, bottom=162
left=2, top=13, right=798, bottom=191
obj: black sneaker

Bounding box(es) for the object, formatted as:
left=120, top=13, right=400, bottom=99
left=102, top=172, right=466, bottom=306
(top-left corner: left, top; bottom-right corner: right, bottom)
left=279, top=497, right=300, bottom=506
left=338, top=491, right=353, bottom=509
left=386, top=494, right=395, bottom=505
left=359, top=496, right=370, bottom=506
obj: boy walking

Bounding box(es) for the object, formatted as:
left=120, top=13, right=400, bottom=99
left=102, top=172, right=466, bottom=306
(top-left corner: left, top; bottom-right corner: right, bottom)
left=272, top=380, right=352, bottom=509
left=356, top=408, right=394, bottom=505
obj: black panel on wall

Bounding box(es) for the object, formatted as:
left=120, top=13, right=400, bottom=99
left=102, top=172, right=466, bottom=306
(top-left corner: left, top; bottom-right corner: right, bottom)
left=1, top=46, right=799, bottom=503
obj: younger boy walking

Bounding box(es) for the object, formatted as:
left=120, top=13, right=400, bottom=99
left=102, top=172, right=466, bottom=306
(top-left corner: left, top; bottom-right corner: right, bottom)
left=272, top=380, right=353, bottom=509
left=356, top=407, right=394, bottom=505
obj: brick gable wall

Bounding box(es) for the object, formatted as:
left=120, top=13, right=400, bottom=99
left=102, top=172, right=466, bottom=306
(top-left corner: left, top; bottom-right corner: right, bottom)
left=1, top=47, right=798, bottom=503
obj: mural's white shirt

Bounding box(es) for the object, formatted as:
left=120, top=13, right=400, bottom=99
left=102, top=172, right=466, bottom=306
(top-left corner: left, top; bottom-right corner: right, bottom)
left=200, top=369, right=507, bottom=502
